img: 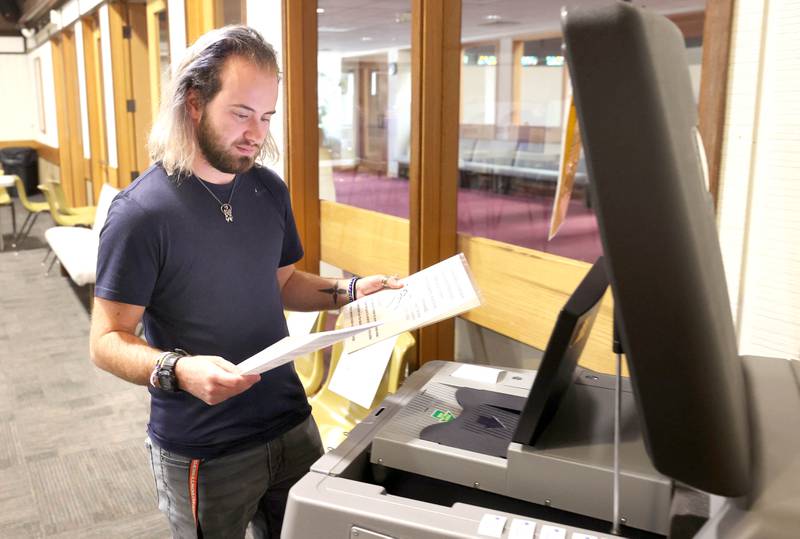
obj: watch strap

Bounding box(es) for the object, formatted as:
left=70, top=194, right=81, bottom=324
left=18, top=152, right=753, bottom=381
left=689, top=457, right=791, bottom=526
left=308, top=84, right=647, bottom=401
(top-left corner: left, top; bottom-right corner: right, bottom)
left=150, top=349, right=188, bottom=391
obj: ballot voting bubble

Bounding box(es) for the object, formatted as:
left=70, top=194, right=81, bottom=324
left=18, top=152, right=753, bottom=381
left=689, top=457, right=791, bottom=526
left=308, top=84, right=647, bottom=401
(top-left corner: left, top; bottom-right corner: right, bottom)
left=430, top=409, right=456, bottom=422
left=477, top=514, right=507, bottom=538
left=508, top=518, right=536, bottom=539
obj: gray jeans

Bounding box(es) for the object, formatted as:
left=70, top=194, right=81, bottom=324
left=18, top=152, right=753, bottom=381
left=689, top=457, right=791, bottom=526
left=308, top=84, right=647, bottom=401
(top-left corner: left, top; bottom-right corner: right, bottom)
left=146, top=415, right=324, bottom=539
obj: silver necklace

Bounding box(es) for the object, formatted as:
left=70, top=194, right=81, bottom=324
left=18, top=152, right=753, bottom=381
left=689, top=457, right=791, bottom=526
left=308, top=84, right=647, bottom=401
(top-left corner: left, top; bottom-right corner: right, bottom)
left=196, top=176, right=237, bottom=223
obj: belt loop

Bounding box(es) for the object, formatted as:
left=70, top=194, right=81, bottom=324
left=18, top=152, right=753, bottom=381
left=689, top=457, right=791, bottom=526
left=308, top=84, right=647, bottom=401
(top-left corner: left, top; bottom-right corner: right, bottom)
left=189, top=459, right=203, bottom=538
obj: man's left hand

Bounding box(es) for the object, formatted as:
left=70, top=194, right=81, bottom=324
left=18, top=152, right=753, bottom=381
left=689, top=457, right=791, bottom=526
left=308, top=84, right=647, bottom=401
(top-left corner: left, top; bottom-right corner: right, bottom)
left=356, top=274, right=404, bottom=299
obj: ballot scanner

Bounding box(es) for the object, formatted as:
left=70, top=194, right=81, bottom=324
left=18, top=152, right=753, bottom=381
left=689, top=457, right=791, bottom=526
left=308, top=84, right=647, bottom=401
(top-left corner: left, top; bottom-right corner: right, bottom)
left=283, top=3, right=800, bottom=538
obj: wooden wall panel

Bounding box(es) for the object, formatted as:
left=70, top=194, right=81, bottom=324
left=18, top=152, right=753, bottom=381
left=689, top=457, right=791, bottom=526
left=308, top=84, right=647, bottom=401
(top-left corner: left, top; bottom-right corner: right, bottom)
left=458, top=234, right=619, bottom=375
left=128, top=3, right=153, bottom=175
left=51, top=37, right=75, bottom=202
left=283, top=1, right=320, bottom=274
left=320, top=201, right=409, bottom=279
left=62, top=29, right=87, bottom=206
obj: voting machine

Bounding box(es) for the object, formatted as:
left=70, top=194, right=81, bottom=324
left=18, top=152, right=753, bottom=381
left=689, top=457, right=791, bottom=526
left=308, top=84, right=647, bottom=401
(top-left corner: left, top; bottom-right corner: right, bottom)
left=282, top=3, right=800, bottom=538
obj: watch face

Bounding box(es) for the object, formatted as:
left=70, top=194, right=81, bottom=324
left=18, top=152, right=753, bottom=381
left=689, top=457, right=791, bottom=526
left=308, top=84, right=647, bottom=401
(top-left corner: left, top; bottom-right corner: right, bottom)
left=156, top=353, right=182, bottom=392
left=158, top=370, right=177, bottom=392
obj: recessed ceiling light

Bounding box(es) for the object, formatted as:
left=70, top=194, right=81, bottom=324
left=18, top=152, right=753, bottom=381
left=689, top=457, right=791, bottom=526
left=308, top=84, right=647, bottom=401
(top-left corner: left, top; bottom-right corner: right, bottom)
left=361, top=36, right=373, bottom=42
left=485, top=14, right=501, bottom=21
left=316, top=8, right=325, bottom=14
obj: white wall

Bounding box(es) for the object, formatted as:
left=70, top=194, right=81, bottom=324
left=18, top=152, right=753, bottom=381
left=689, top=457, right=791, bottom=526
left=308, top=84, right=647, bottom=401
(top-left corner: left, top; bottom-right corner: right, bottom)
left=518, top=67, right=564, bottom=127
left=168, top=0, right=187, bottom=71
left=387, top=48, right=412, bottom=176
left=0, top=54, right=36, bottom=141
left=718, top=0, right=800, bottom=360
left=98, top=3, right=118, bottom=169
left=27, top=43, right=59, bottom=148
left=0, top=36, right=25, bottom=53
left=461, top=65, right=496, bottom=125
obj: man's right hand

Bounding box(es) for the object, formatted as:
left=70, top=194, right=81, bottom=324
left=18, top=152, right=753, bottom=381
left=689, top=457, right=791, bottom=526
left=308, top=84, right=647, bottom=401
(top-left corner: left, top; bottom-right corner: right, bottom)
left=175, top=355, right=261, bottom=405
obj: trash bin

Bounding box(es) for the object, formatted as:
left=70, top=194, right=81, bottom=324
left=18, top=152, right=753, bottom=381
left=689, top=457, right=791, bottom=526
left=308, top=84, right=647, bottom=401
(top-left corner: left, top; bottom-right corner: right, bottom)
left=0, top=146, right=39, bottom=196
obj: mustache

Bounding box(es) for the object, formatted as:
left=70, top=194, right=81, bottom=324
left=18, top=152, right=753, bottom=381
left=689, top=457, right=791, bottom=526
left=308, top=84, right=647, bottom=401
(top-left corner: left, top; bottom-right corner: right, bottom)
left=233, top=140, right=260, bottom=150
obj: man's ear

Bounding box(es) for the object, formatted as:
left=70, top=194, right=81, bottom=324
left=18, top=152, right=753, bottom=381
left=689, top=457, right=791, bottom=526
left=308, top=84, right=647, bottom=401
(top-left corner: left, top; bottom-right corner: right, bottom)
left=186, top=89, right=203, bottom=123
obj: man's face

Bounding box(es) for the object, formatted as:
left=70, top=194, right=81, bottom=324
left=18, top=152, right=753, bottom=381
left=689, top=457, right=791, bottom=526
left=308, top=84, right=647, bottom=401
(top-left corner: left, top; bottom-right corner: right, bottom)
left=193, top=56, right=279, bottom=174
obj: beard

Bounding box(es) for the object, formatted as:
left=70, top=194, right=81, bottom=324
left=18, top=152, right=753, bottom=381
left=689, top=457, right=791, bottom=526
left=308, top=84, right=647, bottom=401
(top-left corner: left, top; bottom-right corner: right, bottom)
left=196, top=114, right=260, bottom=174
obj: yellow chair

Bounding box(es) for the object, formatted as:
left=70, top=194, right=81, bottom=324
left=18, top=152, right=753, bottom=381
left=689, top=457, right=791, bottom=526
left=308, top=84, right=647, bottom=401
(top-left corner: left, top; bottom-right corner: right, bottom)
left=48, top=180, right=96, bottom=219
left=0, top=186, right=15, bottom=251
left=39, top=184, right=95, bottom=227
left=11, top=175, right=49, bottom=249
left=290, top=310, right=329, bottom=396
left=311, top=316, right=416, bottom=451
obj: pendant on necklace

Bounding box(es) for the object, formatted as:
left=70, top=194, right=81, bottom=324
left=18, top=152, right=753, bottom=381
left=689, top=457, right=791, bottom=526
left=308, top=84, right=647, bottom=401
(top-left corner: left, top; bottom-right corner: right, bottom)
left=221, top=203, right=233, bottom=223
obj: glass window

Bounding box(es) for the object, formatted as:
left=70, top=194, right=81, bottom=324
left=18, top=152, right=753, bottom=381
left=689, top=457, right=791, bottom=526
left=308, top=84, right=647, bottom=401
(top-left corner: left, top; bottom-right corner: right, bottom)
left=317, top=1, right=412, bottom=218
left=216, top=0, right=245, bottom=26
left=456, top=1, right=705, bottom=263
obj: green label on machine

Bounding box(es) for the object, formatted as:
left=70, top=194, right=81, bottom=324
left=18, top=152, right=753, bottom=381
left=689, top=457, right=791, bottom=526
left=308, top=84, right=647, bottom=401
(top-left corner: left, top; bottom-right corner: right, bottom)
left=431, top=409, right=456, bottom=422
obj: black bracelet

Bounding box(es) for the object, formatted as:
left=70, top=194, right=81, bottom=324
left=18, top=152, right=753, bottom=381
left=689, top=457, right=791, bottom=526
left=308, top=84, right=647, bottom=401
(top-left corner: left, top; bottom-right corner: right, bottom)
left=348, top=276, right=359, bottom=303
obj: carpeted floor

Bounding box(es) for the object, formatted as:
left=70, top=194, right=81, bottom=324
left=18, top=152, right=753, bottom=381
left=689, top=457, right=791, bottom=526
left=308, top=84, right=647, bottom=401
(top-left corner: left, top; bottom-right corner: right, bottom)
left=0, top=196, right=170, bottom=538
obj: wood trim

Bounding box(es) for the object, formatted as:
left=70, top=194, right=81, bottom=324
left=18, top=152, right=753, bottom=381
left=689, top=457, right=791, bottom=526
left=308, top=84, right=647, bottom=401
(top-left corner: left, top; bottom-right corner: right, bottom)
left=667, top=10, right=705, bottom=39
left=37, top=143, right=60, bottom=165
left=320, top=201, right=409, bottom=278
left=458, top=234, right=619, bottom=375
left=511, top=40, right=523, bottom=125
left=128, top=3, right=152, bottom=175
left=51, top=37, right=75, bottom=202
left=283, top=0, right=320, bottom=274
left=698, top=0, right=735, bottom=207
left=0, top=140, right=36, bottom=150
left=0, top=141, right=59, bottom=166
left=62, top=28, right=87, bottom=206
left=82, top=14, right=109, bottom=201
left=185, top=0, right=214, bottom=45
left=317, top=202, right=620, bottom=375
left=410, top=0, right=461, bottom=364
left=147, top=0, right=168, bottom=124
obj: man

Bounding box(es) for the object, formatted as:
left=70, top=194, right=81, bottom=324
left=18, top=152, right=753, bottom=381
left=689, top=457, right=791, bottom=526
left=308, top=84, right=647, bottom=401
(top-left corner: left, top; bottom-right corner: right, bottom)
left=89, top=26, right=400, bottom=538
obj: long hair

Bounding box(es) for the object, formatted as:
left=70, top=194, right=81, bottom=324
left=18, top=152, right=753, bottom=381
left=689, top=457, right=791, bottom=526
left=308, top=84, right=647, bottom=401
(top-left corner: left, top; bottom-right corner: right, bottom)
left=148, top=25, right=281, bottom=177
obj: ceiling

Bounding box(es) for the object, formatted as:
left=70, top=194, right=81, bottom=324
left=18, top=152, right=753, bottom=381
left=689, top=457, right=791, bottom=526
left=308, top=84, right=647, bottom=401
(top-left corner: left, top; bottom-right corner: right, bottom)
left=0, top=0, right=65, bottom=35
left=318, top=0, right=706, bottom=54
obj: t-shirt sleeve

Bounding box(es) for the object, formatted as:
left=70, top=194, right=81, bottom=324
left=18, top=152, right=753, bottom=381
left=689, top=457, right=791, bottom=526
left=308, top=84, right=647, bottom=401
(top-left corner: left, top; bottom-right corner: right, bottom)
left=95, top=195, right=160, bottom=306
left=276, top=176, right=304, bottom=268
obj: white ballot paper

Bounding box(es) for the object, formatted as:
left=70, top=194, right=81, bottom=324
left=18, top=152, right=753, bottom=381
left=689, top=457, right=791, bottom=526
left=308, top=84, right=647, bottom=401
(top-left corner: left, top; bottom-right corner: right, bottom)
left=341, top=253, right=481, bottom=353
left=328, top=335, right=399, bottom=409
left=237, top=321, right=381, bottom=375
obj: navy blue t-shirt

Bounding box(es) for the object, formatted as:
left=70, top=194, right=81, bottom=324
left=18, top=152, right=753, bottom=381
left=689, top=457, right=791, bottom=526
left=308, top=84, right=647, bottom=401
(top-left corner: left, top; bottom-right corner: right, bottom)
left=96, top=163, right=310, bottom=458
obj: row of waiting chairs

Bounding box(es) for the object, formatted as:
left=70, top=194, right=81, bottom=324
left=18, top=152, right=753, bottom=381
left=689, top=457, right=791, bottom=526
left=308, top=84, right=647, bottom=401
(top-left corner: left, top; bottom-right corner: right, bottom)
left=290, top=309, right=416, bottom=452
left=39, top=182, right=119, bottom=288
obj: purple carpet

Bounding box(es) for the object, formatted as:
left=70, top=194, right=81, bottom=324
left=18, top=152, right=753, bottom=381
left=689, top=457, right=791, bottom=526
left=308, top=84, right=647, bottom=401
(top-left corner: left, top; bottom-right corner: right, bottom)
left=332, top=171, right=603, bottom=263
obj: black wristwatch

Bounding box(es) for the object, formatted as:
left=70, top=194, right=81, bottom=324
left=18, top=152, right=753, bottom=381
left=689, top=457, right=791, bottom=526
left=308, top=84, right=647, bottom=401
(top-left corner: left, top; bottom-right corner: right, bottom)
left=151, top=349, right=188, bottom=392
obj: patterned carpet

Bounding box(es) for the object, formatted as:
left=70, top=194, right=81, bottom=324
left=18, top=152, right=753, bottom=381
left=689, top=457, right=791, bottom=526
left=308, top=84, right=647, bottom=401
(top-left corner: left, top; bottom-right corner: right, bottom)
left=0, top=196, right=170, bottom=538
